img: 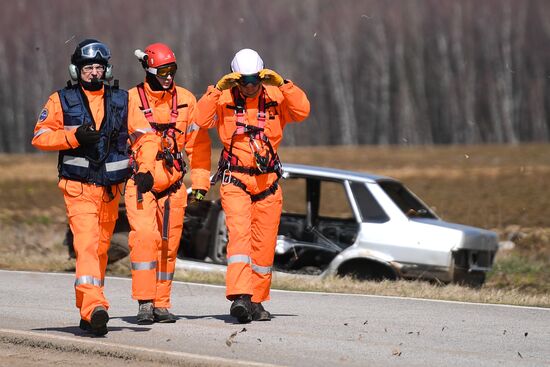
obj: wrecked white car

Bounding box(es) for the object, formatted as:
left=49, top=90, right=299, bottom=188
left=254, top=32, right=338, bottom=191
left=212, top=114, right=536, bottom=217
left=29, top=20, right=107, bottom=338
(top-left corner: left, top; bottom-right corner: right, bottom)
left=65, top=163, right=498, bottom=286
left=179, top=163, right=498, bottom=286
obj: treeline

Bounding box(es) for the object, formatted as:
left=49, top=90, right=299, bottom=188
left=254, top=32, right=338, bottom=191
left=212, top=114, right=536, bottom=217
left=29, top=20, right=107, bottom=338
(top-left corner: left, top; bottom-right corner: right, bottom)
left=1, top=0, right=550, bottom=152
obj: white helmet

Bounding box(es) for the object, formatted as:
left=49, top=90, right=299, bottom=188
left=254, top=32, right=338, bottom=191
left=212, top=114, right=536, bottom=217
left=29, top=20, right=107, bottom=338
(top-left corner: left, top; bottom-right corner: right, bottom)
left=230, top=48, right=264, bottom=75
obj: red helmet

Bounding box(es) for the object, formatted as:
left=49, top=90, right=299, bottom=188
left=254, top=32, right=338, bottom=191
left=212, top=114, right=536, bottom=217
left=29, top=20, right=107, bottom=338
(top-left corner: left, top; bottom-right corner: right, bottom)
left=144, top=43, right=176, bottom=68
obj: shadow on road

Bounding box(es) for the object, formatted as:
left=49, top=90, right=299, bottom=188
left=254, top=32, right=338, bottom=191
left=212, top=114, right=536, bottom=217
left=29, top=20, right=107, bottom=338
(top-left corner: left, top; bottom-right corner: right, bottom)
left=32, top=325, right=152, bottom=337
left=176, top=313, right=298, bottom=324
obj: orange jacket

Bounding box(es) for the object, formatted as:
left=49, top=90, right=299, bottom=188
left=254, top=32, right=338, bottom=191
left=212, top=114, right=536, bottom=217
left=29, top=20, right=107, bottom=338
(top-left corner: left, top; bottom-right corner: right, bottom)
left=33, top=85, right=157, bottom=175
left=196, top=81, right=310, bottom=168
left=128, top=81, right=211, bottom=192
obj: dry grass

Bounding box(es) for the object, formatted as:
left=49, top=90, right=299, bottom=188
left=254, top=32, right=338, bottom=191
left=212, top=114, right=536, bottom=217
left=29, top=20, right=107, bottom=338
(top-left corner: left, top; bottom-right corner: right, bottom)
left=2, top=144, right=550, bottom=306
left=174, top=270, right=550, bottom=308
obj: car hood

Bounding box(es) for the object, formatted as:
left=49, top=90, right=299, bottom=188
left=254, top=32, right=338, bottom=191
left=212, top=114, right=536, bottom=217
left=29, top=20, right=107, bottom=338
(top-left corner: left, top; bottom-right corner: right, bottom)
left=409, top=218, right=499, bottom=251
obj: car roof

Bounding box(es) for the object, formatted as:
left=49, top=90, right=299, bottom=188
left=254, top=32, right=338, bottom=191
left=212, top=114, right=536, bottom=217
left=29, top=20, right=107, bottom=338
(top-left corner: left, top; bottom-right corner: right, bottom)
left=283, top=163, right=396, bottom=183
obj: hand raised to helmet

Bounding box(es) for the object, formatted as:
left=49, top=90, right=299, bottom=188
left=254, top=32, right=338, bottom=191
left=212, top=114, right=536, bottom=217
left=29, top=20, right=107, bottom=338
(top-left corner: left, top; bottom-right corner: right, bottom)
left=215, top=72, right=241, bottom=91
left=259, top=69, right=284, bottom=86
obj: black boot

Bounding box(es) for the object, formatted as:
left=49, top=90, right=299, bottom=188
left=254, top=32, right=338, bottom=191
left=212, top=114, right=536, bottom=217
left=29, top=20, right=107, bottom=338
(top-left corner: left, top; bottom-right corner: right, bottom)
left=251, top=302, right=272, bottom=321
left=88, top=306, right=109, bottom=336
left=153, top=307, right=176, bottom=323
left=230, top=295, right=252, bottom=323
left=137, top=300, right=154, bottom=325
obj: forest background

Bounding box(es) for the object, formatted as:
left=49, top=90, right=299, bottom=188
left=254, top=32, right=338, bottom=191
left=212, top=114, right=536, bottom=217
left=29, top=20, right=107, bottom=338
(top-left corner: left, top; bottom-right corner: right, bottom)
left=2, top=0, right=550, bottom=152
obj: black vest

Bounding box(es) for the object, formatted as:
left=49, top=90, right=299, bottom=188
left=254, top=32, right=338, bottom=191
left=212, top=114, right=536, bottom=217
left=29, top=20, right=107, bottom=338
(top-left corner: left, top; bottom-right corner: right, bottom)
left=57, top=84, right=132, bottom=185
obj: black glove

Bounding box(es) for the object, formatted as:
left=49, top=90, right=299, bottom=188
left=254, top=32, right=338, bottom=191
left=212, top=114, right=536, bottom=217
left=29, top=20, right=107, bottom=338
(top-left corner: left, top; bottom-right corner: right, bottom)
left=190, top=189, right=207, bottom=203
left=134, top=172, right=154, bottom=194
left=75, top=124, right=100, bottom=146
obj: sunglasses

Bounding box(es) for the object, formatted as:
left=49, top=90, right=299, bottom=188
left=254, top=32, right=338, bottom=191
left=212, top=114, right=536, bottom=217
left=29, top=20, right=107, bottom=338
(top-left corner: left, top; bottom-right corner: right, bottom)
left=238, top=74, right=261, bottom=86
left=154, top=64, right=177, bottom=78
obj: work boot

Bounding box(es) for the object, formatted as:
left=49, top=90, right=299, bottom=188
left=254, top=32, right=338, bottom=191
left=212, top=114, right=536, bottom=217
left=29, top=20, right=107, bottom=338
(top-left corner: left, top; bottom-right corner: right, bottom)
left=136, top=300, right=154, bottom=325
left=153, top=307, right=176, bottom=323
left=79, top=319, right=90, bottom=330
left=230, top=295, right=252, bottom=323
left=89, top=306, right=109, bottom=336
left=251, top=302, right=272, bottom=321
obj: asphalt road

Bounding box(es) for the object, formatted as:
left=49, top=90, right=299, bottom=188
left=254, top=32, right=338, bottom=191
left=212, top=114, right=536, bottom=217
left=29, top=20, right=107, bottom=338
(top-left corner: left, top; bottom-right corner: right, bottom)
left=0, top=270, right=549, bottom=367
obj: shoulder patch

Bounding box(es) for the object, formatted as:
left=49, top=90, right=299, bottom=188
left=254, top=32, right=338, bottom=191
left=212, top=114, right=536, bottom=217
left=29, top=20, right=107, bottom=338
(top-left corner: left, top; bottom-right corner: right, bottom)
left=39, top=108, right=48, bottom=122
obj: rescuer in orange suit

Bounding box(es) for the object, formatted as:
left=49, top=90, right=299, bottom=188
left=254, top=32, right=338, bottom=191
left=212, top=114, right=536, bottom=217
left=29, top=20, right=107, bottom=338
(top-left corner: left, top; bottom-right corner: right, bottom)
left=32, top=39, right=156, bottom=336
left=126, top=43, right=211, bottom=324
left=197, top=48, right=310, bottom=323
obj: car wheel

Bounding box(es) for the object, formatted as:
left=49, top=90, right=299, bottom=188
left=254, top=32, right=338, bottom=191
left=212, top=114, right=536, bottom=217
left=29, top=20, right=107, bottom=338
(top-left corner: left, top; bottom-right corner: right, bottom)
left=108, top=232, right=130, bottom=264
left=208, top=210, right=228, bottom=264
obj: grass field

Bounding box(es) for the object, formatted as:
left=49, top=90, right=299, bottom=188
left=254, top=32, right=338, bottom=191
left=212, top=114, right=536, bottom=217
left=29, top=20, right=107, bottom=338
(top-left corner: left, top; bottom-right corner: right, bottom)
left=1, top=144, right=549, bottom=305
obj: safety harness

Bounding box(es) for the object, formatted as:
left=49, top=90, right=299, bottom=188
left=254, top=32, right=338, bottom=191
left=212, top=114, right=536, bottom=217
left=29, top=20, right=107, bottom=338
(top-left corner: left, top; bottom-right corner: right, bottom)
left=211, top=87, right=283, bottom=202
left=135, top=83, right=188, bottom=239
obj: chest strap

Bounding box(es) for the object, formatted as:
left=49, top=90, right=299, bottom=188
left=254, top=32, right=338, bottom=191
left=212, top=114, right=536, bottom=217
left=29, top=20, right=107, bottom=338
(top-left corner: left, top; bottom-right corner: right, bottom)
left=136, top=83, right=178, bottom=125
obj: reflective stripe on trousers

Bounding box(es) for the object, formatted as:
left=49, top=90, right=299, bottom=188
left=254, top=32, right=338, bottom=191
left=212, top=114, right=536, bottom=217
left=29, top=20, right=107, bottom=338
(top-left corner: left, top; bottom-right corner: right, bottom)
left=75, top=275, right=104, bottom=287
left=228, top=254, right=272, bottom=274
left=227, top=254, right=251, bottom=265
left=157, top=272, right=174, bottom=281
left=251, top=263, right=272, bottom=275
left=131, top=260, right=157, bottom=271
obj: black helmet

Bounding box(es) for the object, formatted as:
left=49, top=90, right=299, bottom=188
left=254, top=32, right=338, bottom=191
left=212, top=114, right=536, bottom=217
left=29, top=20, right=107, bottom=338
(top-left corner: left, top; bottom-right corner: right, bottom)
left=71, top=39, right=111, bottom=68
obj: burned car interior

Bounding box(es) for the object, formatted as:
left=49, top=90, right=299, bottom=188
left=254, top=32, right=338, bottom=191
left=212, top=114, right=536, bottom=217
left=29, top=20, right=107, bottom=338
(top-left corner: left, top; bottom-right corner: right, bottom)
left=274, top=177, right=360, bottom=274
left=182, top=174, right=361, bottom=275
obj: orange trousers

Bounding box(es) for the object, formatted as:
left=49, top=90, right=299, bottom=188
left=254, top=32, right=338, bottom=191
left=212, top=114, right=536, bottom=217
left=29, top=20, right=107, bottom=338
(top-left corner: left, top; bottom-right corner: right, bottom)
left=125, top=180, right=186, bottom=308
left=221, top=172, right=282, bottom=303
left=58, top=179, right=121, bottom=322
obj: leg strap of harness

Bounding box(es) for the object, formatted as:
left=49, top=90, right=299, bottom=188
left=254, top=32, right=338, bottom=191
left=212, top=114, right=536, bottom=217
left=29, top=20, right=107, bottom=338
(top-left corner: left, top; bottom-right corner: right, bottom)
left=227, top=175, right=279, bottom=202
left=152, top=180, right=182, bottom=201
left=162, top=197, right=170, bottom=240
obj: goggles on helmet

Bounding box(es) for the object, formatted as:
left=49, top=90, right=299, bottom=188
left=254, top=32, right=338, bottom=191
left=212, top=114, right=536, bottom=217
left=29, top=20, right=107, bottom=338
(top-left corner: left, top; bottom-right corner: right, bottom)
left=148, top=63, right=177, bottom=78
left=238, top=73, right=261, bottom=86
left=79, top=42, right=111, bottom=61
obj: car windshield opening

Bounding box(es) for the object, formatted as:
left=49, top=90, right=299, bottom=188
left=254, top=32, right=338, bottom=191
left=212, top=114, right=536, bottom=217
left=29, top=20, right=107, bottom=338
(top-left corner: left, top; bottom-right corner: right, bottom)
left=377, top=180, right=437, bottom=219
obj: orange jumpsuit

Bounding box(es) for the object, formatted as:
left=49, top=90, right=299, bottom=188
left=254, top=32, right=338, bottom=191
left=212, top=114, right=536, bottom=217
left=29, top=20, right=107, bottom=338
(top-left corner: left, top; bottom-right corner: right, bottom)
left=196, top=82, right=310, bottom=302
left=126, top=81, right=211, bottom=308
left=32, top=86, right=156, bottom=322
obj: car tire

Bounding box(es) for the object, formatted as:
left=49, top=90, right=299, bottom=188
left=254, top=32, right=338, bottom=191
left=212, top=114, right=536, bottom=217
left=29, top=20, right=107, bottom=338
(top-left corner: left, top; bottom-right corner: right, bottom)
left=208, top=209, right=228, bottom=264
left=108, top=232, right=130, bottom=264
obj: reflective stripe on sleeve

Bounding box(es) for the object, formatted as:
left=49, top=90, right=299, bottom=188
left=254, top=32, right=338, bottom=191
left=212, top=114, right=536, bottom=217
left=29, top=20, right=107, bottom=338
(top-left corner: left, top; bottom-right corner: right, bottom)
left=186, top=122, right=199, bottom=134
left=63, top=155, right=90, bottom=168
left=64, top=125, right=80, bottom=130
left=251, top=263, right=272, bottom=275
left=129, top=128, right=154, bottom=144
left=34, top=128, right=51, bottom=138
left=131, top=260, right=157, bottom=270
left=105, top=159, right=130, bottom=172
left=227, top=254, right=251, bottom=265
left=74, top=275, right=103, bottom=287
left=157, top=272, right=174, bottom=281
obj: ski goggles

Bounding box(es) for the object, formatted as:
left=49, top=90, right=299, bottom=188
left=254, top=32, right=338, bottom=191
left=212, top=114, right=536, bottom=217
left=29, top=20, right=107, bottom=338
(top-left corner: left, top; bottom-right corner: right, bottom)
left=80, top=42, right=111, bottom=60
left=148, top=63, right=177, bottom=78
left=238, top=73, right=261, bottom=86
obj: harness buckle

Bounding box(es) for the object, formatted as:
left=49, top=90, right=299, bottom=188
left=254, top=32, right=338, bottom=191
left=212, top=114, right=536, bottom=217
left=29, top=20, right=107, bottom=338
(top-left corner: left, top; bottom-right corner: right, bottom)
left=222, top=169, right=232, bottom=185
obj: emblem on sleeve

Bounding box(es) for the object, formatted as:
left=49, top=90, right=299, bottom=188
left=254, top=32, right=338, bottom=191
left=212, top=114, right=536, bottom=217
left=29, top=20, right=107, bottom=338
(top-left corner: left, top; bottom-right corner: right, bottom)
left=39, top=108, right=48, bottom=122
